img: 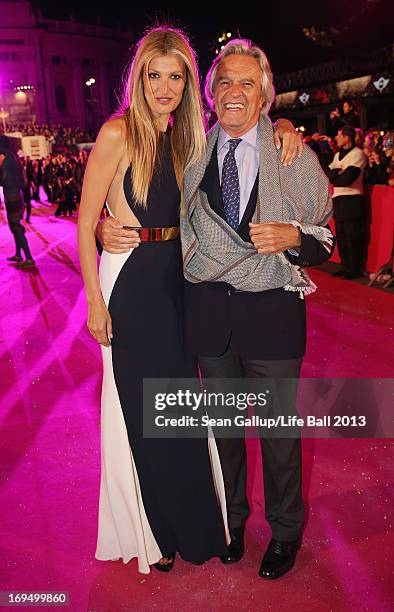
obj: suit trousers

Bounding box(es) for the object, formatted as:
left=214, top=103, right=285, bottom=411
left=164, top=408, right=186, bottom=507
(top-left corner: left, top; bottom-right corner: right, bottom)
left=198, top=337, right=304, bottom=542
left=335, top=217, right=366, bottom=275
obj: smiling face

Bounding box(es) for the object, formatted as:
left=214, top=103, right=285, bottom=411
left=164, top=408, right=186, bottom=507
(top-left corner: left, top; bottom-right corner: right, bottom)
left=213, top=54, right=263, bottom=137
left=143, top=53, right=186, bottom=129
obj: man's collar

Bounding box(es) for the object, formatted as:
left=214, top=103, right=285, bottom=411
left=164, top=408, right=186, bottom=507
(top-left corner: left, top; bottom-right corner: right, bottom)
left=338, top=144, right=356, bottom=159
left=217, top=122, right=259, bottom=152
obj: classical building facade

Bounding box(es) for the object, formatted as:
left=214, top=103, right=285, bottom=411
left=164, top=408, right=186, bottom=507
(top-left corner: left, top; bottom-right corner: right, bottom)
left=0, top=0, right=134, bottom=130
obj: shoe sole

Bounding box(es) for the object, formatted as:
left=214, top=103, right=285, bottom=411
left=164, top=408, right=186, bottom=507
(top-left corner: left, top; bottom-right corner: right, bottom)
left=258, top=558, right=296, bottom=580
left=220, top=556, right=244, bottom=565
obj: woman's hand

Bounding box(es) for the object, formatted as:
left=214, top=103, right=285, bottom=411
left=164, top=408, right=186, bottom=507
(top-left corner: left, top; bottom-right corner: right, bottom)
left=273, top=118, right=304, bottom=166
left=87, top=298, right=113, bottom=347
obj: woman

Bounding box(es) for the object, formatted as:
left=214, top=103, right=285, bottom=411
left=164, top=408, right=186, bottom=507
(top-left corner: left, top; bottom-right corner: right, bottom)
left=78, top=27, right=230, bottom=573
left=78, top=26, right=300, bottom=574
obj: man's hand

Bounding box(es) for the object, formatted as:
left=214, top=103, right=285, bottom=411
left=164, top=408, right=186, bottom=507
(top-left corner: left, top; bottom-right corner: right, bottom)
left=273, top=119, right=304, bottom=166
left=96, top=216, right=140, bottom=254
left=249, top=222, right=301, bottom=255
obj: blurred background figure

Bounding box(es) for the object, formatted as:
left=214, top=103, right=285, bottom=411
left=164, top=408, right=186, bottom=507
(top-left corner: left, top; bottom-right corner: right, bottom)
left=382, top=132, right=394, bottom=187
left=0, top=136, right=35, bottom=268
left=325, top=125, right=367, bottom=279
left=328, top=99, right=360, bottom=137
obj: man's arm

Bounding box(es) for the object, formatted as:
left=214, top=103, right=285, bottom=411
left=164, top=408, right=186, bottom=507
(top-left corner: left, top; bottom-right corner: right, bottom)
left=326, top=166, right=361, bottom=186
left=249, top=221, right=335, bottom=266
left=285, top=227, right=335, bottom=267
left=249, top=143, right=334, bottom=262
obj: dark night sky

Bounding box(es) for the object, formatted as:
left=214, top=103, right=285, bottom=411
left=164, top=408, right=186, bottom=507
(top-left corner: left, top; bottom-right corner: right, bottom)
left=31, top=0, right=394, bottom=76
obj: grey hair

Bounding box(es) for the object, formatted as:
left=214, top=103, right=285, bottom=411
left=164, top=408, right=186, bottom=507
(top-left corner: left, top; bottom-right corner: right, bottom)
left=204, top=38, right=275, bottom=116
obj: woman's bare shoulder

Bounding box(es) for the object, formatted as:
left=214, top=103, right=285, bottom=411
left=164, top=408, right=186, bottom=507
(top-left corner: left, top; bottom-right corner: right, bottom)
left=98, top=116, right=127, bottom=145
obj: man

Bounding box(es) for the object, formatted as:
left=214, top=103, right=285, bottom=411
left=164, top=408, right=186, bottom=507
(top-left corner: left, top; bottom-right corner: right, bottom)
left=0, top=136, right=35, bottom=268
left=179, top=40, right=334, bottom=580
left=96, top=40, right=333, bottom=579
left=327, top=125, right=367, bottom=279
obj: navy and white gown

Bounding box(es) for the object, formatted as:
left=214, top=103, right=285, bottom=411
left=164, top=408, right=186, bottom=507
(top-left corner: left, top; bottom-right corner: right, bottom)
left=95, top=133, right=228, bottom=573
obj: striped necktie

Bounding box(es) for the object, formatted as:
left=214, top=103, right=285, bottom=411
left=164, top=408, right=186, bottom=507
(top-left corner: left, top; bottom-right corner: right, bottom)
left=221, top=138, right=242, bottom=230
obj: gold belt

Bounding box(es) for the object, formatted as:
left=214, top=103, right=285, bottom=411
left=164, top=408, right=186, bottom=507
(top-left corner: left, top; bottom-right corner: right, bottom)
left=122, top=226, right=180, bottom=242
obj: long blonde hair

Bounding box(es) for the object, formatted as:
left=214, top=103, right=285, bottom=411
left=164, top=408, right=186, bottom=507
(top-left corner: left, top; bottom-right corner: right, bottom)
left=118, top=26, right=206, bottom=207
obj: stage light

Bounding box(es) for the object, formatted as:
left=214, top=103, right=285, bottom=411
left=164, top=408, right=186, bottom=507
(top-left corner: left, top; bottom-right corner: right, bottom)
left=227, top=32, right=231, bottom=37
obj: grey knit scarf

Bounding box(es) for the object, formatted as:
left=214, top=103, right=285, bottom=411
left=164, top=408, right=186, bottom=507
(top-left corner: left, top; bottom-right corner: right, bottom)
left=181, top=115, right=333, bottom=298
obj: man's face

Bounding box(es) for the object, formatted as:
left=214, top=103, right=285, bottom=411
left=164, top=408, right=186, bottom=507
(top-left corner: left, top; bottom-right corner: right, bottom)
left=213, top=55, right=263, bottom=137
left=336, top=130, right=348, bottom=148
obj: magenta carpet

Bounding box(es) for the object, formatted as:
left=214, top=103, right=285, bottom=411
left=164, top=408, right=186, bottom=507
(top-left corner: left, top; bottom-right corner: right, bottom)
left=0, top=198, right=393, bottom=611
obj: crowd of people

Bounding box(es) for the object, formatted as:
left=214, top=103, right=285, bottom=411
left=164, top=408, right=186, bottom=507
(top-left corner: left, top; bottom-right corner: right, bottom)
left=6, top=122, right=95, bottom=149
left=0, top=144, right=90, bottom=268
left=19, top=150, right=89, bottom=218
left=303, top=107, right=393, bottom=281
left=304, top=101, right=394, bottom=187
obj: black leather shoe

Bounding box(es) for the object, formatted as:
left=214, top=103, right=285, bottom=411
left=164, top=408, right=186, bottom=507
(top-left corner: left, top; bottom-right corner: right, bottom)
left=220, top=527, right=245, bottom=564
left=259, top=538, right=301, bottom=580
left=153, top=553, right=175, bottom=572
left=189, top=560, right=205, bottom=565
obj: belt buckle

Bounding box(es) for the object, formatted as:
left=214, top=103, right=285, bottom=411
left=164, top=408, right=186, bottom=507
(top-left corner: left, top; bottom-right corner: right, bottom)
left=148, top=228, right=160, bottom=241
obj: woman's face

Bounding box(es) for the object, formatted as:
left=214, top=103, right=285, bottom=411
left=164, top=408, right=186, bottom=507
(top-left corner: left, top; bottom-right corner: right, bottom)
left=143, top=53, right=187, bottom=122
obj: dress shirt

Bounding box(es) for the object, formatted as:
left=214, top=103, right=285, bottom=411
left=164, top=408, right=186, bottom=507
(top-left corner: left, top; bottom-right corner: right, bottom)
left=217, top=122, right=299, bottom=256
left=217, top=123, right=259, bottom=223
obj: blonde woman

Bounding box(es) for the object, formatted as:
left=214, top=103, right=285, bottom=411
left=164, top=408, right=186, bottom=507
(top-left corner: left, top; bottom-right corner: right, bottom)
left=78, top=27, right=230, bottom=573
left=78, top=26, right=301, bottom=574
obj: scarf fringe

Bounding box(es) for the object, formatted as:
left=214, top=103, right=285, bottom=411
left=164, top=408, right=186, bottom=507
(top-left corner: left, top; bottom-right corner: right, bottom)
left=280, top=221, right=333, bottom=298
left=283, top=281, right=317, bottom=299
left=288, top=220, right=334, bottom=252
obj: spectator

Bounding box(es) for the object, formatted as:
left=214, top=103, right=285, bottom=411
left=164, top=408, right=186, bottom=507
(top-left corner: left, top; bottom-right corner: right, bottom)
left=325, top=125, right=367, bottom=279
left=383, top=133, right=394, bottom=187
left=364, top=148, right=389, bottom=185
left=328, top=99, right=360, bottom=137
left=341, top=99, right=360, bottom=129
left=0, top=135, right=35, bottom=268
left=306, top=133, right=335, bottom=168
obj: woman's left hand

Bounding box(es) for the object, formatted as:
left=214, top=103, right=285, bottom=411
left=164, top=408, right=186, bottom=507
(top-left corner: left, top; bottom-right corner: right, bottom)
left=274, top=119, right=304, bottom=166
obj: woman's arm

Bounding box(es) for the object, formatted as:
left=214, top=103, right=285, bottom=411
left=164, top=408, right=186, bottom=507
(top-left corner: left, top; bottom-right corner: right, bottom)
left=273, top=118, right=304, bottom=166
left=77, top=118, right=125, bottom=346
